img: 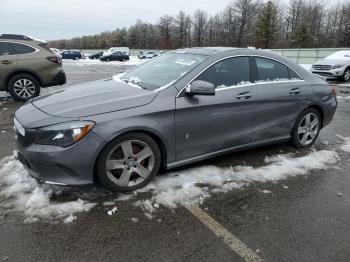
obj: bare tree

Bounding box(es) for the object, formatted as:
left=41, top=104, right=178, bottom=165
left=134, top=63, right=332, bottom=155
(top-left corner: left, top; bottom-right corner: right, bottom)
left=192, top=9, right=208, bottom=46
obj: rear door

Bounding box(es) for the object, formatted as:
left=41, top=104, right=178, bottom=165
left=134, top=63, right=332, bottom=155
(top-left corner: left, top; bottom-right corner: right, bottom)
left=175, top=56, right=257, bottom=161
left=251, top=56, right=311, bottom=142
left=0, top=42, right=17, bottom=90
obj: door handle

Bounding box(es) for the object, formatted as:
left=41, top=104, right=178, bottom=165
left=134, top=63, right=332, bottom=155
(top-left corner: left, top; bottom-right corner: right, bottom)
left=236, top=92, right=252, bottom=99
left=289, top=88, right=300, bottom=94
left=1, top=60, right=13, bottom=65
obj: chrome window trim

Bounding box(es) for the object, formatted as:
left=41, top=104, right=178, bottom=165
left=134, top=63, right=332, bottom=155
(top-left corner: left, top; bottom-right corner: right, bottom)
left=0, top=40, right=40, bottom=54
left=176, top=54, right=304, bottom=97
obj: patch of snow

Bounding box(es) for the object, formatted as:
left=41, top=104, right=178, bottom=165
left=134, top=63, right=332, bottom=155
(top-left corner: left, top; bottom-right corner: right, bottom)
left=131, top=217, right=139, bottom=223
left=64, top=215, right=77, bottom=223
left=114, top=194, right=133, bottom=201
left=107, top=206, right=118, bottom=216
left=135, top=149, right=339, bottom=212
left=103, top=201, right=115, bottom=206
left=262, top=190, right=271, bottom=194
left=337, top=135, right=350, bottom=153
left=283, top=185, right=289, bottom=189
left=337, top=96, right=350, bottom=100
left=0, top=156, right=96, bottom=223
left=144, top=212, right=153, bottom=220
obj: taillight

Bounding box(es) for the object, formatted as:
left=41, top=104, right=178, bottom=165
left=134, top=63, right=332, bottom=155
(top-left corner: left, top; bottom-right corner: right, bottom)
left=47, top=56, right=59, bottom=64
left=329, top=85, right=337, bottom=96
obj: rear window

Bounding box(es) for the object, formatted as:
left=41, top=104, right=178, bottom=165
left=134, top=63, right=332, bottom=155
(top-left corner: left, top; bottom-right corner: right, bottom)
left=7, top=42, right=36, bottom=54
left=0, top=42, right=11, bottom=56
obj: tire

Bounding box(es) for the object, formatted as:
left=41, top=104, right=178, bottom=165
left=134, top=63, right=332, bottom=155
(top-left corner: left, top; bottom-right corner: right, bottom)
left=8, top=74, right=40, bottom=101
left=96, top=132, right=161, bottom=192
left=291, top=108, right=321, bottom=148
left=342, top=68, right=350, bottom=82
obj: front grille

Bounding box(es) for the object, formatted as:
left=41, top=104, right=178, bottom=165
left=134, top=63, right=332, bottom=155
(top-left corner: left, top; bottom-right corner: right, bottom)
left=313, top=65, right=332, bottom=71
left=313, top=72, right=333, bottom=76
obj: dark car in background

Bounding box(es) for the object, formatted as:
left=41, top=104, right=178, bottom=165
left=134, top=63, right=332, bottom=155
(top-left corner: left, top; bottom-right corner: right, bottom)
left=100, top=51, right=129, bottom=62
left=14, top=47, right=337, bottom=192
left=0, top=34, right=66, bottom=101
left=89, top=51, right=104, bottom=59
left=61, top=50, right=83, bottom=60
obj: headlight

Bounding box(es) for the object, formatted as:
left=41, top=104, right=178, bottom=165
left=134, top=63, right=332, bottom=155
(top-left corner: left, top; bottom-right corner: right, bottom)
left=35, top=121, right=95, bottom=147
left=332, top=64, right=345, bottom=69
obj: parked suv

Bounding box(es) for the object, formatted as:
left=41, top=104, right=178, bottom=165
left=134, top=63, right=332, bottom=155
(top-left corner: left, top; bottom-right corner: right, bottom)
left=0, top=34, right=66, bottom=101
left=311, top=50, right=350, bottom=81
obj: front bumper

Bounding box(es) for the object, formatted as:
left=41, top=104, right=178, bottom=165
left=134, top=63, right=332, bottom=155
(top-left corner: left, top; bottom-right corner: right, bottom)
left=311, top=68, right=345, bottom=79
left=15, top=122, right=105, bottom=186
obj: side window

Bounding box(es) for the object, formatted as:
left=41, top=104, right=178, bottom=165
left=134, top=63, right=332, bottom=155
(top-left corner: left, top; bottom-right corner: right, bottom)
left=288, top=68, right=301, bottom=80
left=7, top=42, right=36, bottom=54
left=195, top=57, right=250, bottom=88
left=0, top=43, right=11, bottom=56
left=255, top=57, right=289, bottom=82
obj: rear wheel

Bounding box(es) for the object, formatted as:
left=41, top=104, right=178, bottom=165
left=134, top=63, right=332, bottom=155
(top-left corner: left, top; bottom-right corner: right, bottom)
left=342, top=68, right=350, bottom=82
left=291, top=108, right=321, bottom=148
left=96, top=133, right=161, bottom=192
left=8, top=74, right=40, bottom=101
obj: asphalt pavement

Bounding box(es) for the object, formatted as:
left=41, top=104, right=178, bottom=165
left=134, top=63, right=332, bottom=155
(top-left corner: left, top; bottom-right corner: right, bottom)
left=0, top=61, right=349, bottom=262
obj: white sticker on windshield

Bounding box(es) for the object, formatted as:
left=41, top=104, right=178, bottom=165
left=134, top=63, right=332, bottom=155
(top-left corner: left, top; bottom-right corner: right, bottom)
left=174, top=59, right=196, bottom=66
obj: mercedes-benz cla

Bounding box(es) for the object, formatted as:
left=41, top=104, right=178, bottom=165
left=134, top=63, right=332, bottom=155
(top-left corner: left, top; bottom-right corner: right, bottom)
left=14, top=48, right=337, bottom=192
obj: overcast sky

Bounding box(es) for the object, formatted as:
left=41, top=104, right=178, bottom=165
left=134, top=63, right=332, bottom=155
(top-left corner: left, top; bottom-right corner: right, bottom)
left=0, top=0, right=346, bottom=40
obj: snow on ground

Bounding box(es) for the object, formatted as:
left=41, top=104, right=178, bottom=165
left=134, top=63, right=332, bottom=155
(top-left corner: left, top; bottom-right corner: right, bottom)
left=133, top=149, right=339, bottom=214
left=0, top=147, right=343, bottom=223
left=337, top=135, right=350, bottom=153
left=337, top=95, right=350, bottom=100
left=0, top=156, right=96, bottom=223
left=63, top=56, right=145, bottom=67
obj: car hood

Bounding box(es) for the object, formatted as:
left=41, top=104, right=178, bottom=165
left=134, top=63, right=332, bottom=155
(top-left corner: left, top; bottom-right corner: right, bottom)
left=32, top=79, right=157, bottom=118
left=314, top=59, right=349, bottom=65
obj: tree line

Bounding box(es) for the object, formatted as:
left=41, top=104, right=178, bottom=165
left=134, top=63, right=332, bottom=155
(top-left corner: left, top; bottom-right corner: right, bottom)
left=48, top=0, right=350, bottom=50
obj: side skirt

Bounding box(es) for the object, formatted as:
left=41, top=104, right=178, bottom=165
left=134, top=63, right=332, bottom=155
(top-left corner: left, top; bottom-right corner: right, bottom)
left=166, top=135, right=290, bottom=170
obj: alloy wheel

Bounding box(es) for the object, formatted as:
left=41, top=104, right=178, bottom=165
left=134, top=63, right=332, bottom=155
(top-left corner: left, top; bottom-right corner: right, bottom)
left=105, top=140, right=155, bottom=187
left=297, top=112, right=319, bottom=146
left=13, top=79, right=36, bottom=99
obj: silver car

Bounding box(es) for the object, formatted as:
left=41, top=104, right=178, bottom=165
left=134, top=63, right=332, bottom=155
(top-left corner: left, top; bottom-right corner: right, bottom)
left=14, top=47, right=337, bottom=192
left=311, top=50, right=350, bottom=81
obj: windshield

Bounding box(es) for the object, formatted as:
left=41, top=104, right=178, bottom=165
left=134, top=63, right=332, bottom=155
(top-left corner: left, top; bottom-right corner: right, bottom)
left=121, top=52, right=206, bottom=90
left=325, top=51, right=350, bottom=60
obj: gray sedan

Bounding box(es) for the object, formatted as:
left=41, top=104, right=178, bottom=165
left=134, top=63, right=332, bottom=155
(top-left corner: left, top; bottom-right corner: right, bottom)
left=14, top=47, right=337, bottom=192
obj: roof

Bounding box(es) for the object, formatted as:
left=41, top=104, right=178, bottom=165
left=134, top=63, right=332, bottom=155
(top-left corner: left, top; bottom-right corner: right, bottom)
left=176, top=47, right=241, bottom=56
left=0, top=34, right=32, bottom=40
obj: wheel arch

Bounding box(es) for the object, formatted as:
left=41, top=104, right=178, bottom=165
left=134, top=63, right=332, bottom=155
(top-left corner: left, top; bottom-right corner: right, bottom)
left=4, top=69, right=42, bottom=90
left=306, top=104, right=324, bottom=127
left=93, top=129, right=168, bottom=181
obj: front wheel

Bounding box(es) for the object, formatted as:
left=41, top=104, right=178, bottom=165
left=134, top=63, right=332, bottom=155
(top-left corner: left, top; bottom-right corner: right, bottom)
left=342, top=68, right=350, bottom=82
left=291, top=108, right=321, bottom=148
left=96, top=133, right=161, bottom=192
left=8, top=74, right=40, bottom=101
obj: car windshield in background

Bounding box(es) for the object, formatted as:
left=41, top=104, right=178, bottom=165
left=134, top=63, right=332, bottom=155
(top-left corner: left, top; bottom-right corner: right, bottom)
left=121, top=53, right=206, bottom=90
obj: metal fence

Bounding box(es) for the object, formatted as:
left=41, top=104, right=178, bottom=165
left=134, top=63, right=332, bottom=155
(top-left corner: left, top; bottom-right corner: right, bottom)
left=270, top=48, right=350, bottom=64
left=82, top=48, right=350, bottom=64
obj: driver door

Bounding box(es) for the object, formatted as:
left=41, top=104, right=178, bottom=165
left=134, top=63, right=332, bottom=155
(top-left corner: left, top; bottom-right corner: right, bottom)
left=175, top=56, right=257, bottom=161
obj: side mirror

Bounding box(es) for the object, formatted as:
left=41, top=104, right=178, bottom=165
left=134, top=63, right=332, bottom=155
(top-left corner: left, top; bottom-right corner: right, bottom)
left=185, top=80, right=215, bottom=96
